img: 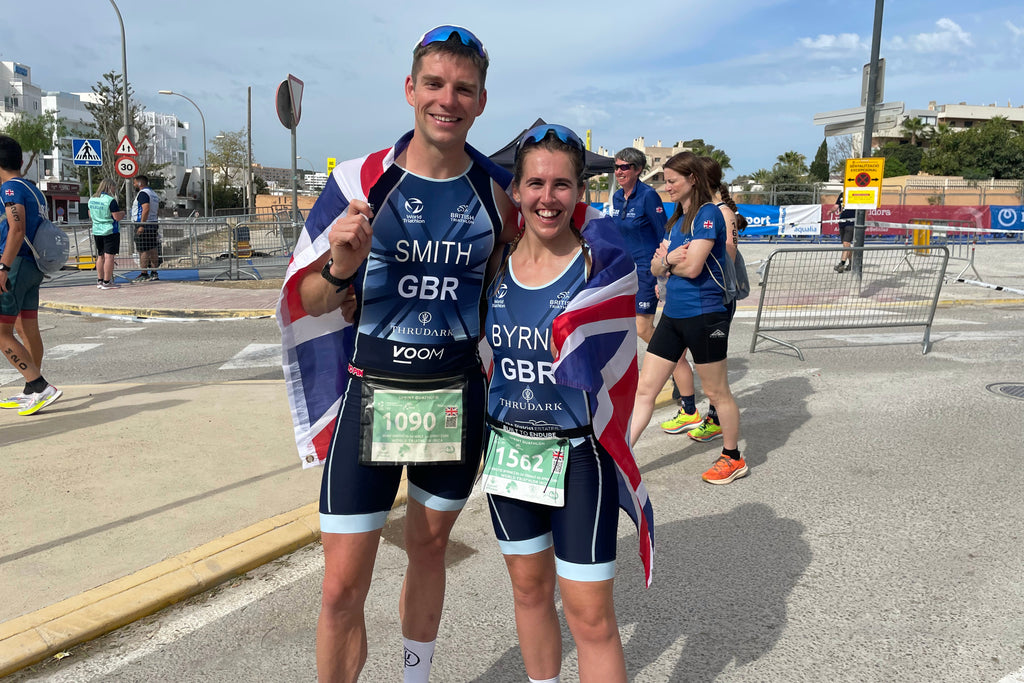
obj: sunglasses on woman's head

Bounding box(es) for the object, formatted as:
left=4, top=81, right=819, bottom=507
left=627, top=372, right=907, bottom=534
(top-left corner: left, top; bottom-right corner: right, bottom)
left=516, top=124, right=586, bottom=162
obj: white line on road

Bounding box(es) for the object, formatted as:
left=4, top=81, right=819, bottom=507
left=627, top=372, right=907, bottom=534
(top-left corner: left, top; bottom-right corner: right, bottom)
left=34, top=545, right=325, bottom=683
left=45, top=344, right=103, bottom=361
left=999, top=664, right=1024, bottom=682
left=819, top=330, right=1022, bottom=345
left=218, top=343, right=281, bottom=370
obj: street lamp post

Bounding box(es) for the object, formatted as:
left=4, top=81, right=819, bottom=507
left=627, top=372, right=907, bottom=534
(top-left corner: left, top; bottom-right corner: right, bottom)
left=158, top=90, right=208, bottom=217
left=108, top=0, right=133, bottom=214
left=296, top=155, right=315, bottom=191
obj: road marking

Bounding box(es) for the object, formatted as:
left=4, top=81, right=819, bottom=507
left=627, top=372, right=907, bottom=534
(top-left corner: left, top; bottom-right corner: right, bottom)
left=218, top=343, right=281, bottom=370
left=0, top=369, right=20, bottom=387
left=83, top=328, right=146, bottom=339
left=37, top=545, right=325, bottom=682
left=1000, top=664, right=1024, bottom=682
left=819, top=330, right=1022, bottom=345
left=45, top=343, right=104, bottom=361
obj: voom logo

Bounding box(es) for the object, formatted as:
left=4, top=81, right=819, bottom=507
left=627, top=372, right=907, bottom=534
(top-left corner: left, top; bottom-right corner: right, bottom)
left=997, top=208, right=1019, bottom=228
left=405, top=197, right=424, bottom=214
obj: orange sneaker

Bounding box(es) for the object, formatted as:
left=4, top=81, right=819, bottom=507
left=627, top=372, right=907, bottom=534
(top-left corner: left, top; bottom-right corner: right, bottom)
left=702, top=455, right=749, bottom=485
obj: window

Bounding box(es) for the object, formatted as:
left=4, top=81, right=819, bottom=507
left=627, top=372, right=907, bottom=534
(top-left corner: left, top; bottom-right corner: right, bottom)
left=964, top=120, right=973, bottom=128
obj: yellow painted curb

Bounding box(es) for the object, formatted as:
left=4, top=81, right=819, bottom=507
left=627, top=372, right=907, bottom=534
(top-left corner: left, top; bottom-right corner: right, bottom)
left=39, top=302, right=275, bottom=319
left=0, top=479, right=409, bottom=677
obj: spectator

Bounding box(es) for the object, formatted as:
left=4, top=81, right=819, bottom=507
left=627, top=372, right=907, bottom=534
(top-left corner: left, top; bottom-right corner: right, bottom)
left=833, top=193, right=855, bottom=272
left=88, top=178, right=125, bottom=289
left=0, top=135, right=62, bottom=415
left=610, top=147, right=666, bottom=343
left=131, top=174, right=160, bottom=281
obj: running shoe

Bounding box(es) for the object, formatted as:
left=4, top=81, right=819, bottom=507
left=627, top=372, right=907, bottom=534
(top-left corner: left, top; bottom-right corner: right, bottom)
left=132, top=273, right=149, bottom=282
left=99, top=281, right=119, bottom=290
left=833, top=262, right=846, bottom=273
left=687, top=418, right=723, bottom=442
left=0, top=392, right=27, bottom=409
left=149, top=272, right=160, bottom=281
left=17, top=385, right=63, bottom=416
left=97, top=280, right=104, bottom=289
left=660, top=408, right=703, bottom=434
left=702, top=455, right=749, bottom=485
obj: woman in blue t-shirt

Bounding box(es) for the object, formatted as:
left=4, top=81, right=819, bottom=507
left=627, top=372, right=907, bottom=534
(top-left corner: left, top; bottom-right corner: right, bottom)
left=630, top=151, right=747, bottom=485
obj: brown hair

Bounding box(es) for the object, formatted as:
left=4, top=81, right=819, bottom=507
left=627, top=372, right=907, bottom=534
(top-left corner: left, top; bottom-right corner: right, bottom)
left=664, top=151, right=713, bottom=235
left=411, top=33, right=489, bottom=90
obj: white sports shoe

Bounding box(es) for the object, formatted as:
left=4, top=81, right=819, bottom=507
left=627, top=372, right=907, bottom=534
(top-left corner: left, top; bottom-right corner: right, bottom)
left=17, top=385, right=63, bottom=416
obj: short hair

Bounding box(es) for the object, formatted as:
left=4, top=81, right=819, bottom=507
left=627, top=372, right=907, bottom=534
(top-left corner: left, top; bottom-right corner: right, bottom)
left=412, top=29, right=489, bottom=90
left=614, top=147, right=646, bottom=171
left=0, top=135, right=23, bottom=173
left=134, top=174, right=149, bottom=186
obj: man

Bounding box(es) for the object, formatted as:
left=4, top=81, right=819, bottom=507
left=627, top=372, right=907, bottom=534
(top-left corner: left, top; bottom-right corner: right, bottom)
left=833, top=193, right=855, bottom=272
left=0, top=135, right=61, bottom=415
left=131, top=174, right=160, bottom=281
left=277, top=26, right=515, bottom=683
left=610, top=147, right=666, bottom=342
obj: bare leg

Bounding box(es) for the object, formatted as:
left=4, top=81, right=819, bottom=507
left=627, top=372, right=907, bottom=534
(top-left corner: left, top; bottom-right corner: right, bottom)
left=14, top=315, right=42, bottom=369
left=636, top=314, right=655, bottom=344
left=672, top=356, right=695, bottom=400
left=694, top=359, right=739, bottom=450
left=399, top=499, right=461, bottom=641
left=630, top=352, right=677, bottom=447
left=504, top=549, right=561, bottom=680
left=560, top=577, right=626, bottom=683
left=0, top=323, right=42, bottom=383
left=317, top=530, right=383, bottom=683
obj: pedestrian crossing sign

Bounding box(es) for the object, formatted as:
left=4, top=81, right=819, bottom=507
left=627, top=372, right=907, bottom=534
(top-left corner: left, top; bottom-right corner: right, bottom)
left=72, top=138, right=103, bottom=166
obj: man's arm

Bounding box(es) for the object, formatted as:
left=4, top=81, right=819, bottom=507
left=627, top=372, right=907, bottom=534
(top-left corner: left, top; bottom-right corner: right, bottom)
left=0, top=202, right=26, bottom=292
left=136, top=194, right=150, bottom=231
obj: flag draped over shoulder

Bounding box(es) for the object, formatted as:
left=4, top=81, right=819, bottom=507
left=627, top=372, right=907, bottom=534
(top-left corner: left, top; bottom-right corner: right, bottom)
left=276, top=131, right=512, bottom=468
left=552, top=205, right=655, bottom=586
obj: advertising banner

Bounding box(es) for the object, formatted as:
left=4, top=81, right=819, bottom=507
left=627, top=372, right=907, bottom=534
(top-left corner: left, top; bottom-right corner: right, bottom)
left=736, top=204, right=781, bottom=236
left=990, top=206, right=1024, bottom=234
left=778, top=205, right=822, bottom=236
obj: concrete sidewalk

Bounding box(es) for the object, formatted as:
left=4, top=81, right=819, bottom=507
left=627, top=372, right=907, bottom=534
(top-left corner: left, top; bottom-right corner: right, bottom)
left=1, top=242, right=1021, bottom=676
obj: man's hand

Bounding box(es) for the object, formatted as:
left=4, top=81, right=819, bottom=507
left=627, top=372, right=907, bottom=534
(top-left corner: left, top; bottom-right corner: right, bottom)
left=0, top=271, right=8, bottom=294
left=340, top=285, right=357, bottom=324
left=328, top=200, right=374, bottom=278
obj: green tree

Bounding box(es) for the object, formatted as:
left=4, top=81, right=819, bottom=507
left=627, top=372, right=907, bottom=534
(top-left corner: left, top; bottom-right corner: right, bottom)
left=809, top=139, right=829, bottom=182
left=920, top=116, right=1024, bottom=179
left=874, top=141, right=923, bottom=176
left=207, top=129, right=248, bottom=189
left=0, top=111, right=68, bottom=175
left=81, top=71, right=166, bottom=201
left=774, top=150, right=808, bottom=174
left=684, top=138, right=732, bottom=171
left=900, top=116, right=930, bottom=146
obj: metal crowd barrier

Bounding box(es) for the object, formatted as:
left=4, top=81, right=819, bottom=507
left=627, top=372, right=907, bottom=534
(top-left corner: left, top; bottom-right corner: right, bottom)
left=751, top=245, right=949, bottom=360
left=898, top=219, right=980, bottom=281
left=60, top=217, right=304, bottom=279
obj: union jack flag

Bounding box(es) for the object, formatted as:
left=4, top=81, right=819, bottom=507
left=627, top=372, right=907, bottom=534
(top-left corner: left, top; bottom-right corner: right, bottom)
left=3, top=188, right=13, bottom=197
left=551, top=205, right=655, bottom=587
left=445, top=407, right=459, bottom=417
left=703, top=219, right=714, bottom=229
left=276, top=132, right=511, bottom=468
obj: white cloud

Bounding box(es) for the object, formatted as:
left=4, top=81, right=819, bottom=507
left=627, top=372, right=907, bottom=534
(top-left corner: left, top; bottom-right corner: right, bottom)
left=798, top=33, right=865, bottom=50
left=1007, top=21, right=1024, bottom=39
left=897, top=17, right=973, bottom=53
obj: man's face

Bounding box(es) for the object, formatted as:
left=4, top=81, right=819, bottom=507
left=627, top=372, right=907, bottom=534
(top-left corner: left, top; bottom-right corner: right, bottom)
left=614, top=159, right=641, bottom=189
left=405, top=52, right=487, bottom=152
left=132, top=179, right=140, bottom=191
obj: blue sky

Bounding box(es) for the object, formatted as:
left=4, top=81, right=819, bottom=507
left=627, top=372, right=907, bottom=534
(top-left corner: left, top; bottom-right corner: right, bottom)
left=6, top=1, right=1023, bottom=179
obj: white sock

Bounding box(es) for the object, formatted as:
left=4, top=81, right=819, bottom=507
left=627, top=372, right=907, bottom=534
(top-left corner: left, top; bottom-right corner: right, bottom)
left=528, top=676, right=561, bottom=683
left=403, top=638, right=435, bottom=683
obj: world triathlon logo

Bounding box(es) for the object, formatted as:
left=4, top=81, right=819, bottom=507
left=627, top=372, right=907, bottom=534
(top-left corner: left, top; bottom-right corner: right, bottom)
left=405, top=198, right=424, bottom=214
left=418, top=311, right=432, bottom=325
left=491, top=282, right=508, bottom=309
left=996, top=208, right=1020, bottom=228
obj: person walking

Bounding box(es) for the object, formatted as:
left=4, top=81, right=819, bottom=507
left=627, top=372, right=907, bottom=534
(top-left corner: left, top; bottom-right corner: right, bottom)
left=277, top=26, right=516, bottom=683
left=630, top=151, right=746, bottom=485
left=88, top=178, right=125, bottom=289
left=0, top=135, right=61, bottom=415
left=482, top=124, right=653, bottom=683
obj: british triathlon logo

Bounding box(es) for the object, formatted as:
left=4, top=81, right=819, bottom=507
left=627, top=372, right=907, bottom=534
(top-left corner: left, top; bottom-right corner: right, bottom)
left=404, top=197, right=425, bottom=224
left=550, top=291, right=571, bottom=309
left=451, top=203, right=475, bottom=225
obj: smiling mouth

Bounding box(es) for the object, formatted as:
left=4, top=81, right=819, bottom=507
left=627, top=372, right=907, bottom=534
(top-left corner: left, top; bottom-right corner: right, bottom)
left=537, top=209, right=561, bottom=219
left=431, top=114, right=461, bottom=123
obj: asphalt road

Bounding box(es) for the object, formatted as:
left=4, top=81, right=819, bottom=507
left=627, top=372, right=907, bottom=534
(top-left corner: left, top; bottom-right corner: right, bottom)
left=9, top=300, right=1024, bottom=682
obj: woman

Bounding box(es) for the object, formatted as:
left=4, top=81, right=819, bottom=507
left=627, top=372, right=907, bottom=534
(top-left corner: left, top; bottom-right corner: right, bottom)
left=87, top=178, right=125, bottom=289
left=483, top=124, right=651, bottom=683
left=660, top=156, right=745, bottom=442
left=630, top=151, right=746, bottom=485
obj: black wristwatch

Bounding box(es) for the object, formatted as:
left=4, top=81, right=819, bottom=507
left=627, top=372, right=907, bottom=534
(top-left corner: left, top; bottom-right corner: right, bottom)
left=0, top=263, right=10, bottom=273
left=321, top=259, right=357, bottom=292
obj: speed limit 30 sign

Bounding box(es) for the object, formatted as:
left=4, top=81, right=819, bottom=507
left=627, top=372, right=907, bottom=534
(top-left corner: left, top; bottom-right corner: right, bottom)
left=116, top=155, right=138, bottom=179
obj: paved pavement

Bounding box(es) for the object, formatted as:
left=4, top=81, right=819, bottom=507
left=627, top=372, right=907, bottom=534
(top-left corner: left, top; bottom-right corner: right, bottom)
left=1, top=242, right=1021, bottom=677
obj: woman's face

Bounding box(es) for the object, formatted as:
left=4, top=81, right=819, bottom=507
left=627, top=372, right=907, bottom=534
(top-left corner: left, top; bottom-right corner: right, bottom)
left=663, top=167, right=695, bottom=203
left=513, top=148, right=583, bottom=241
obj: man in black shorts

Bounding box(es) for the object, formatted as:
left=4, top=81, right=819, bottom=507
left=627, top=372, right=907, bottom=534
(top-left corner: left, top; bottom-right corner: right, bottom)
left=131, top=174, right=160, bottom=281
left=833, top=193, right=856, bottom=272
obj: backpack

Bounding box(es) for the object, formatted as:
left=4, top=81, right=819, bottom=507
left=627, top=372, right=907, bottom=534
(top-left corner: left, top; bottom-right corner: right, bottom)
left=11, top=178, right=70, bottom=274
left=709, top=247, right=750, bottom=305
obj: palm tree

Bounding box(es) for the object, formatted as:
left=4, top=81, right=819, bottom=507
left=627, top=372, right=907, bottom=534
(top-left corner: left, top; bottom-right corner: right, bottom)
left=774, top=151, right=808, bottom=174
left=900, top=117, right=931, bottom=146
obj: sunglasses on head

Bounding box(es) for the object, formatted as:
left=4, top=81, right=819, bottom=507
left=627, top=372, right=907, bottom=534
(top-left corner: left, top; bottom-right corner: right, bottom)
left=417, top=25, right=488, bottom=59
left=614, top=163, right=634, bottom=172
left=516, top=124, right=586, bottom=163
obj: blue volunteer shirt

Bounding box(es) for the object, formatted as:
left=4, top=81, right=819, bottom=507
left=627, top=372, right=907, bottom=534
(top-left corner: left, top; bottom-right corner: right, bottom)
left=0, top=178, right=44, bottom=261
left=611, top=180, right=667, bottom=266
left=486, top=251, right=589, bottom=432
left=663, top=203, right=728, bottom=319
